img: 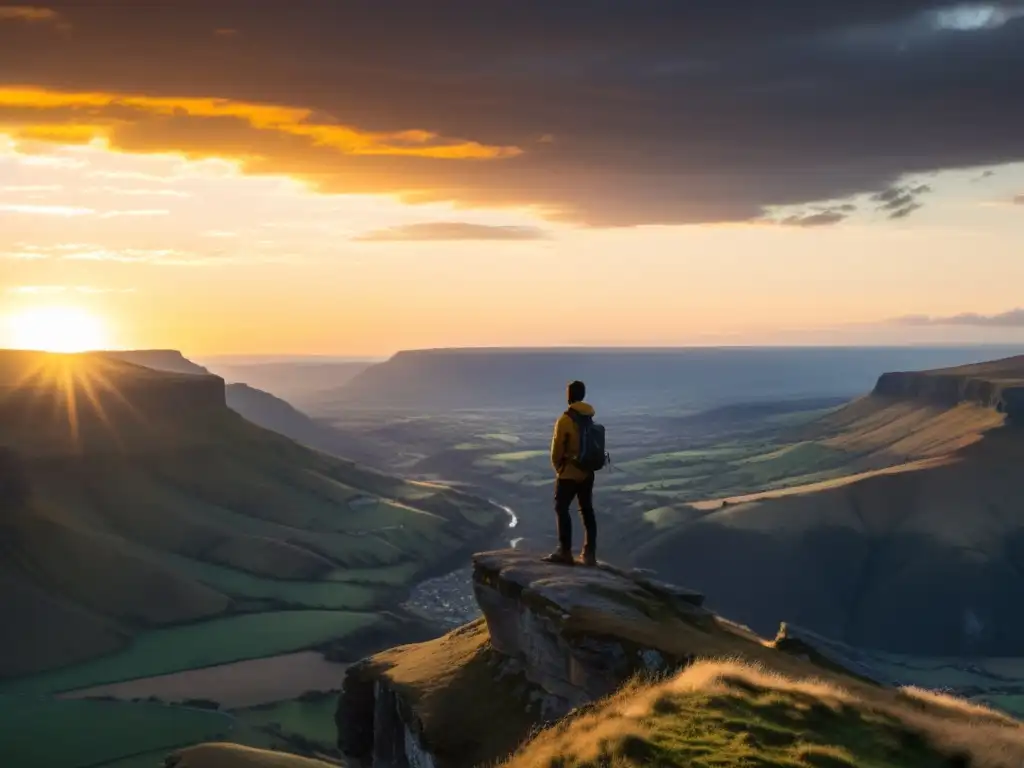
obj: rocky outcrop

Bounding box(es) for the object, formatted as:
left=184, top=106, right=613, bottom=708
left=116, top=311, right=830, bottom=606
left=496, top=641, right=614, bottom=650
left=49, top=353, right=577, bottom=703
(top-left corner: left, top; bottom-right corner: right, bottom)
left=337, top=550, right=717, bottom=768
left=872, top=356, right=1024, bottom=423
left=471, top=550, right=711, bottom=715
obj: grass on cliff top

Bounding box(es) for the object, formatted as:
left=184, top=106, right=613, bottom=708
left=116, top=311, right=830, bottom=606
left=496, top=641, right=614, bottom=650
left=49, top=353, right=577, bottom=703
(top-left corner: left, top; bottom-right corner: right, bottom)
left=501, top=660, right=1024, bottom=768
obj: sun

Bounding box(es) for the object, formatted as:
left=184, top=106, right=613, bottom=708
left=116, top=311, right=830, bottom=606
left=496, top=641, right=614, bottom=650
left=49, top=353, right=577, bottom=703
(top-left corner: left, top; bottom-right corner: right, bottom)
left=6, top=305, right=110, bottom=353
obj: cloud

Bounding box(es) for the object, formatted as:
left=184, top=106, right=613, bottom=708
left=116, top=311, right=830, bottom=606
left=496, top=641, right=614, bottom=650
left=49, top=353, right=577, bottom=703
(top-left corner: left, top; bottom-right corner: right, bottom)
left=0, top=202, right=93, bottom=216
left=1, top=242, right=218, bottom=265
left=872, top=183, right=933, bottom=220
left=894, top=308, right=1024, bottom=327
left=60, top=247, right=205, bottom=264
left=0, top=184, right=62, bottom=192
left=354, top=222, right=550, bottom=242
left=1014, top=194, right=1024, bottom=204
left=98, top=208, right=171, bottom=218
left=7, top=284, right=134, bottom=295
left=0, top=3, right=1023, bottom=225
left=780, top=209, right=850, bottom=227
left=0, top=86, right=521, bottom=160
left=88, top=186, right=190, bottom=198
left=0, top=5, right=67, bottom=30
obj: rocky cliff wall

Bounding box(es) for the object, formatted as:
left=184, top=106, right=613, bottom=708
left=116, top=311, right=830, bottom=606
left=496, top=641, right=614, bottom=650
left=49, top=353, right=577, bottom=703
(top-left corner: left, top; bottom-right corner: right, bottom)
left=873, top=371, right=1024, bottom=423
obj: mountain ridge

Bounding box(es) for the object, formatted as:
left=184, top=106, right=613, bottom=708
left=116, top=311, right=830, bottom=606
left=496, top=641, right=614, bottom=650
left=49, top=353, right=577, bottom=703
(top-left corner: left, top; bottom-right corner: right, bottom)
left=336, top=346, right=1024, bottom=411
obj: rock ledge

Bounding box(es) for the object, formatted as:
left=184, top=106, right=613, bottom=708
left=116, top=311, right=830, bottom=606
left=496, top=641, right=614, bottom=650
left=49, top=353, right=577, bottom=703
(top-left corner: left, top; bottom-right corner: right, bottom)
left=471, top=549, right=712, bottom=715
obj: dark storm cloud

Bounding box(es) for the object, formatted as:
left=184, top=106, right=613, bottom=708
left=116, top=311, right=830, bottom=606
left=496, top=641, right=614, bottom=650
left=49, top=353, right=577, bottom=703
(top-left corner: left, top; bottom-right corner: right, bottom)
left=354, top=223, right=549, bottom=242
left=1, top=1, right=1023, bottom=226
left=895, top=309, right=1024, bottom=326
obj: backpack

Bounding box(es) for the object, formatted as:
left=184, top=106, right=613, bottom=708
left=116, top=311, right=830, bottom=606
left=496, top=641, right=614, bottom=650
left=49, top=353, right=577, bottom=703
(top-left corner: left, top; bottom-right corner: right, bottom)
left=566, top=409, right=608, bottom=472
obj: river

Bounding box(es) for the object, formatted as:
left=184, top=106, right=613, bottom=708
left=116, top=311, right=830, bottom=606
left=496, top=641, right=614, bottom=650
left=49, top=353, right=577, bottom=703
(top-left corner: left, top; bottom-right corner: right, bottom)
left=401, top=499, right=520, bottom=628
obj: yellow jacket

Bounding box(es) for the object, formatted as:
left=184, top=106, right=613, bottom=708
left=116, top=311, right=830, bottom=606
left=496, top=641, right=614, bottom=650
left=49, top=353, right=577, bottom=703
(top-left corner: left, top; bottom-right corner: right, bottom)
left=550, top=401, right=596, bottom=481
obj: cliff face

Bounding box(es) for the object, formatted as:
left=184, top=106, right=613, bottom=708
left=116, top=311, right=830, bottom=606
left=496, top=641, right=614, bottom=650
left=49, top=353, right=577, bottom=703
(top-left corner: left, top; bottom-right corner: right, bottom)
left=872, top=355, right=1024, bottom=423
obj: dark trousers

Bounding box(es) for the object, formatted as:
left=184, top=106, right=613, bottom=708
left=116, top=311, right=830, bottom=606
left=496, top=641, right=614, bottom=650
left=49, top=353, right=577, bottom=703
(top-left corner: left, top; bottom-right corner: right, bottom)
left=554, top=473, right=596, bottom=554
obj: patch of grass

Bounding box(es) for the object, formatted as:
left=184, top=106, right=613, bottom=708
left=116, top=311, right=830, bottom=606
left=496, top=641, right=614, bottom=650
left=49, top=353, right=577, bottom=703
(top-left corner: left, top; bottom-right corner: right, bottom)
left=617, top=476, right=709, bottom=493
left=234, top=694, right=339, bottom=751
left=502, top=660, right=1024, bottom=767
left=1, top=611, right=378, bottom=696
left=485, top=450, right=549, bottom=463
left=325, top=562, right=422, bottom=585
left=621, top=446, right=756, bottom=470
left=0, top=697, right=234, bottom=768
left=478, top=432, right=521, bottom=444
left=153, top=552, right=383, bottom=610
left=641, top=506, right=706, bottom=530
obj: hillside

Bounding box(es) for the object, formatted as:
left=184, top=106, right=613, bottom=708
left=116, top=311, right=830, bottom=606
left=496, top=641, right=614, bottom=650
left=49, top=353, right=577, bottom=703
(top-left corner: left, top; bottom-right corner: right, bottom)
left=0, top=350, right=504, bottom=683
left=629, top=355, right=1024, bottom=656
left=332, top=346, right=1023, bottom=411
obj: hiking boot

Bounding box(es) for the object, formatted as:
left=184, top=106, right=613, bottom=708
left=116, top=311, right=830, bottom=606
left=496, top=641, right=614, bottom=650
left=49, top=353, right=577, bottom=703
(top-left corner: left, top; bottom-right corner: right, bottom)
left=577, top=550, right=597, bottom=567
left=541, top=549, right=575, bottom=566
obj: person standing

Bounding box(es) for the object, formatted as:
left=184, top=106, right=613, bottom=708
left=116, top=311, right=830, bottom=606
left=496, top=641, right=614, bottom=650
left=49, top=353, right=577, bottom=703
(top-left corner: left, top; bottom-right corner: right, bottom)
left=544, top=380, right=599, bottom=566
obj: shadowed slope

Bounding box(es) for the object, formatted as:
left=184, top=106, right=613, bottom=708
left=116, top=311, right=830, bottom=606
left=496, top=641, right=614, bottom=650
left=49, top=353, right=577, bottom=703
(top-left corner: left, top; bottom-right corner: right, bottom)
left=632, top=357, right=1024, bottom=655
left=0, top=351, right=503, bottom=680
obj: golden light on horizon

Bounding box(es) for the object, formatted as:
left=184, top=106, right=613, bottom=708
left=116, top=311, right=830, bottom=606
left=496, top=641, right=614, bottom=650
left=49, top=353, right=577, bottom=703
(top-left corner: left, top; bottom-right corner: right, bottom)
left=6, top=305, right=111, bottom=353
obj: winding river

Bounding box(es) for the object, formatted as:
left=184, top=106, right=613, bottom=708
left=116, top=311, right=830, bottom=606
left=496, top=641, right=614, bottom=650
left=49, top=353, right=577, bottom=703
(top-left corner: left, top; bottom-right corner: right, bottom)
left=402, top=499, right=521, bottom=626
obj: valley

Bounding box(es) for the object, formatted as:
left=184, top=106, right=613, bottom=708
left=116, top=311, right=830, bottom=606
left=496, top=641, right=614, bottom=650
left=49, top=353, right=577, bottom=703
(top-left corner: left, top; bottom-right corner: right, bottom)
left=7, top=345, right=1024, bottom=767
left=0, top=351, right=505, bottom=767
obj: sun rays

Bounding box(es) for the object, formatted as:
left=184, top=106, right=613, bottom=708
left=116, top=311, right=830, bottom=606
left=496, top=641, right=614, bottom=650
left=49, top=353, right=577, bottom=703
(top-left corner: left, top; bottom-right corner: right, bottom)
left=1, top=352, right=140, bottom=453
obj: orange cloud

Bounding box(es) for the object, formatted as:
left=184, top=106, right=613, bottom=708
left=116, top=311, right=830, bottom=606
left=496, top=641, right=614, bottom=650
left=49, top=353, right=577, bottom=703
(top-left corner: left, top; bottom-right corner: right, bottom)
left=0, top=86, right=522, bottom=160
left=0, top=5, right=68, bottom=30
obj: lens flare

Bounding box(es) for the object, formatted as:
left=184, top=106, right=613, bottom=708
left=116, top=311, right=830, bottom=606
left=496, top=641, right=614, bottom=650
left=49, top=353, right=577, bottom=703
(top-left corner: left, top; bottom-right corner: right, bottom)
left=6, top=305, right=110, bottom=352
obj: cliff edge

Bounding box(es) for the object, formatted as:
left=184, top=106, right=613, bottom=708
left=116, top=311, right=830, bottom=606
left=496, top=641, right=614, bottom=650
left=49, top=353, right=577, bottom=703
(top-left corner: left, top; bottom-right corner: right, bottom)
left=334, top=550, right=964, bottom=768
left=872, top=354, right=1024, bottom=421
left=168, top=550, right=1024, bottom=767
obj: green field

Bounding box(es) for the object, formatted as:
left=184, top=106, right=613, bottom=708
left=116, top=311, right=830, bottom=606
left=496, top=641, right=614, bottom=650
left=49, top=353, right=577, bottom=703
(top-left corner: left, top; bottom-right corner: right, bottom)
left=152, top=552, right=384, bottom=610
left=0, top=698, right=235, bottom=768
left=234, top=695, right=339, bottom=751
left=1, top=611, right=378, bottom=697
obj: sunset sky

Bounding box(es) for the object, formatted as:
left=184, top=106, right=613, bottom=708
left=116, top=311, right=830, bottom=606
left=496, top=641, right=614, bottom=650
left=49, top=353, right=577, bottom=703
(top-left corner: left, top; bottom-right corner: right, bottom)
left=1, top=1, right=1023, bottom=356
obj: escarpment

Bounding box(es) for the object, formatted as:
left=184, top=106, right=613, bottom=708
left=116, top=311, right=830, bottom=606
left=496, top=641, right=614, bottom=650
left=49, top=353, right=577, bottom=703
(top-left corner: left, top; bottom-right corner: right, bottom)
left=873, top=354, right=1024, bottom=423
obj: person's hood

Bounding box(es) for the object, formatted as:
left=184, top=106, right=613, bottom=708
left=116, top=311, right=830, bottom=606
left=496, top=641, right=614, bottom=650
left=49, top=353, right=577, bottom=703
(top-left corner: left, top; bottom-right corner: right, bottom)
left=569, top=401, right=595, bottom=417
